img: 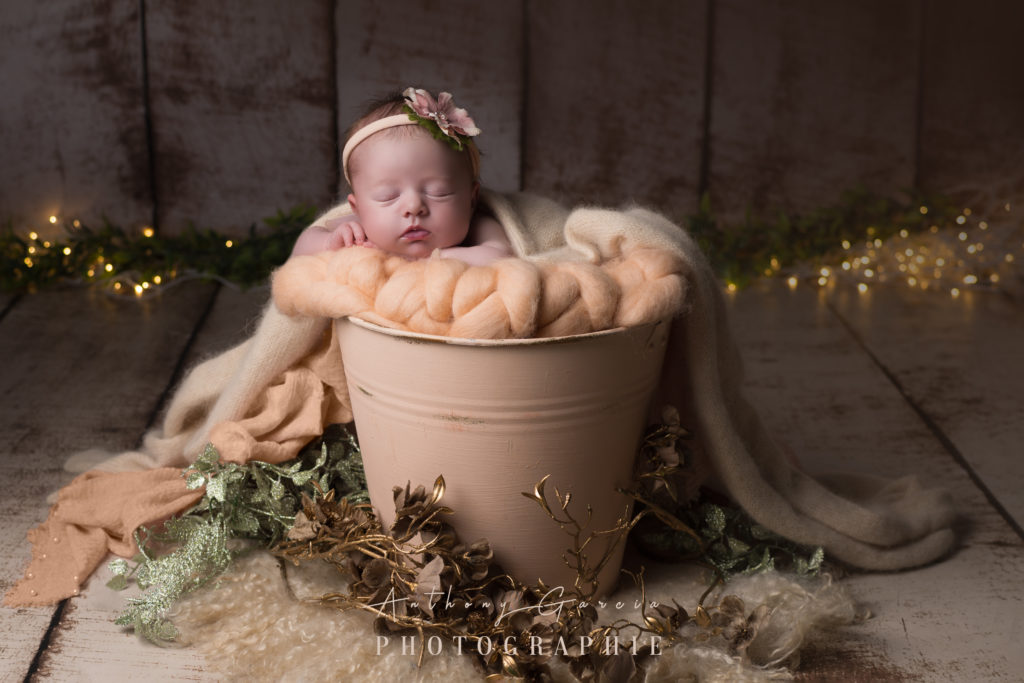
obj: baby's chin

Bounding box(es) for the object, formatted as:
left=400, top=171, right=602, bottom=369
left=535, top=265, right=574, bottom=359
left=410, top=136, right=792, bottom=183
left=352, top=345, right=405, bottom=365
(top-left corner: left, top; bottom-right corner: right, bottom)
left=393, top=240, right=442, bottom=260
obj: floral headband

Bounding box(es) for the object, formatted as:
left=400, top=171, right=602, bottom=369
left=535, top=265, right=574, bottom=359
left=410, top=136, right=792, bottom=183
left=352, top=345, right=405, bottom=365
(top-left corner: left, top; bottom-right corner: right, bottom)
left=342, top=87, right=481, bottom=184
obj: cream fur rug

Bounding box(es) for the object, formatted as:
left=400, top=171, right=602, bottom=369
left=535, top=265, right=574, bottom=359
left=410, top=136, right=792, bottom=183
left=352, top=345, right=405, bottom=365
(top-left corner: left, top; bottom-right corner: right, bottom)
left=170, top=548, right=859, bottom=682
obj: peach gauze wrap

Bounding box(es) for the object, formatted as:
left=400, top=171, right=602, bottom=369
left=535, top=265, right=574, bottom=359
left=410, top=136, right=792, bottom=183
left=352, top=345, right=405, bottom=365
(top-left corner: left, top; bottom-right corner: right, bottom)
left=5, top=190, right=956, bottom=607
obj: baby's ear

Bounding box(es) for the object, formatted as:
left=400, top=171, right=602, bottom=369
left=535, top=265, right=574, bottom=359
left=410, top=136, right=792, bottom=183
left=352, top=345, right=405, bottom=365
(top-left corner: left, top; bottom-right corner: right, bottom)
left=347, top=193, right=358, bottom=213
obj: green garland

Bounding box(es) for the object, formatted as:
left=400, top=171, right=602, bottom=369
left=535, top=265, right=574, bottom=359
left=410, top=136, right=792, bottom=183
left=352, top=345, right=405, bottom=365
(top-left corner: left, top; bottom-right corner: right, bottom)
left=687, top=186, right=959, bottom=288
left=1, top=189, right=957, bottom=295
left=1, top=205, right=315, bottom=295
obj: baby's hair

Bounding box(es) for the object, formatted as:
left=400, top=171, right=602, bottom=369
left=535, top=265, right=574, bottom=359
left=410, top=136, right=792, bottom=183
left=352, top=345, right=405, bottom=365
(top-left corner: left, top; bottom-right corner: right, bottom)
left=345, top=91, right=408, bottom=141
left=344, top=90, right=481, bottom=183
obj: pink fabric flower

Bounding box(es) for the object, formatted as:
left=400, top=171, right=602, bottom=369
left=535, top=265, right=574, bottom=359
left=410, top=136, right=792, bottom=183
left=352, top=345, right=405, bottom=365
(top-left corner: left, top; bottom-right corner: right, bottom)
left=403, top=87, right=481, bottom=141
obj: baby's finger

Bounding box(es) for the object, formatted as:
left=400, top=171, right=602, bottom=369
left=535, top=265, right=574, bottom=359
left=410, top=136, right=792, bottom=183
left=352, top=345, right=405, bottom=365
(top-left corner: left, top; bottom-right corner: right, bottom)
left=340, top=225, right=355, bottom=247
left=350, top=221, right=368, bottom=244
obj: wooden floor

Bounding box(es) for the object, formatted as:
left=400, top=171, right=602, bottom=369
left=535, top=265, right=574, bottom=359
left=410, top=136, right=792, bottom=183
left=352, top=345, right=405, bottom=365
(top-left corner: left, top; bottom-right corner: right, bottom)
left=1, top=277, right=1022, bottom=681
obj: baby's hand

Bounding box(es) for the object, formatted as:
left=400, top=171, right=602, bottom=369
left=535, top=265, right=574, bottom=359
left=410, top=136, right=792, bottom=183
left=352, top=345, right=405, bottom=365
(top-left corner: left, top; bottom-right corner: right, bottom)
left=291, top=217, right=376, bottom=256
left=322, top=218, right=374, bottom=249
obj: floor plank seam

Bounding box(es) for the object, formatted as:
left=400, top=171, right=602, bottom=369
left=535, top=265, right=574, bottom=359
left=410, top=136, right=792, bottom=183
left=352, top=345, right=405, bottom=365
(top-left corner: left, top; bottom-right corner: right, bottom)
left=23, top=598, right=68, bottom=683
left=824, top=299, right=1024, bottom=543
left=138, top=283, right=224, bottom=441
left=0, top=293, right=22, bottom=324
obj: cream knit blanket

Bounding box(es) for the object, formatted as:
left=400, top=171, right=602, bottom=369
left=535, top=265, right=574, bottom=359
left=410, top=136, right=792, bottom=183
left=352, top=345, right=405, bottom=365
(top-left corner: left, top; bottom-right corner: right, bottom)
left=5, top=191, right=956, bottom=607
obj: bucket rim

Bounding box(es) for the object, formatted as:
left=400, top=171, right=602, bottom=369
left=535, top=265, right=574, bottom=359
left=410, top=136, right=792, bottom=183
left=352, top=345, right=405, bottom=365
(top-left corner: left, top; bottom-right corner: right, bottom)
left=339, top=316, right=661, bottom=347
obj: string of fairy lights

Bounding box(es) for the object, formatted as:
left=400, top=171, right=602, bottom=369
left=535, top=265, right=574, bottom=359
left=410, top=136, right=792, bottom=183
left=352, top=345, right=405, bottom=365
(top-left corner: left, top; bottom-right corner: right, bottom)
left=20, top=219, right=232, bottom=297
left=5, top=206, right=312, bottom=298
left=728, top=201, right=1021, bottom=297
left=4, top=199, right=1021, bottom=299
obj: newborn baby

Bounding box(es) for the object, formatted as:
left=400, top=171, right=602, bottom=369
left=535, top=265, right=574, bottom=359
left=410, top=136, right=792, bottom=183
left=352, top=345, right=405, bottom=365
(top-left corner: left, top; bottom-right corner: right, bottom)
left=292, top=88, right=512, bottom=267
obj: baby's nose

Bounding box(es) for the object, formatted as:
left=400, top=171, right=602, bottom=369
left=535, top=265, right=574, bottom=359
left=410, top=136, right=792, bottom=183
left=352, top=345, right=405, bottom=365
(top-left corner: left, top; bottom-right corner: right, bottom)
left=403, top=193, right=427, bottom=216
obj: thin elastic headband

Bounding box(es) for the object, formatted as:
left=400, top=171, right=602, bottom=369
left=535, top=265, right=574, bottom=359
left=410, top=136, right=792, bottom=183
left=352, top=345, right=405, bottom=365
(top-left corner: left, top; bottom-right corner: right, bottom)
left=341, top=114, right=417, bottom=184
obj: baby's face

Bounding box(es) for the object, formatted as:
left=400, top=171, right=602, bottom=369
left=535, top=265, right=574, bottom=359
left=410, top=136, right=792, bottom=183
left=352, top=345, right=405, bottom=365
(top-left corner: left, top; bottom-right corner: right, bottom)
left=347, top=132, right=476, bottom=259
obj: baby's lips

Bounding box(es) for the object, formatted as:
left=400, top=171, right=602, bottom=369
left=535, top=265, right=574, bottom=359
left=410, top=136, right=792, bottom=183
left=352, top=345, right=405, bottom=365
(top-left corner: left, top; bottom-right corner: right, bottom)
left=401, top=226, right=431, bottom=241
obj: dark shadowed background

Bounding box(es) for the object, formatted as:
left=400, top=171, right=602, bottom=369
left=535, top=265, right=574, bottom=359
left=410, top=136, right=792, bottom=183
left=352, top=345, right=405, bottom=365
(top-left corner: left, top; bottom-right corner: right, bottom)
left=2, top=0, right=1022, bottom=238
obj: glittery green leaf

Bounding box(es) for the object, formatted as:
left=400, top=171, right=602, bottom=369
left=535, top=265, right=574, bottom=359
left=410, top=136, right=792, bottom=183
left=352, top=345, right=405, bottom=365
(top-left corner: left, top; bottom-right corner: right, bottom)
left=726, top=536, right=750, bottom=555
left=270, top=477, right=285, bottom=501
left=290, top=470, right=314, bottom=487
left=228, top=511, right=259, bottom=535
left=704, top=506, right=727, bottom=536
left=196, top=444, right=219, bottom=470
left=106, top=574, right=128, bottom=591
left=205, top=474, right=227, bottom=502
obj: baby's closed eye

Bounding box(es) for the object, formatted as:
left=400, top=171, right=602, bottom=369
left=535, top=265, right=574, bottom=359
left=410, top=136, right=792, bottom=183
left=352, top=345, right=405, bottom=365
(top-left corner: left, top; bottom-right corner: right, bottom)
left=424, top=183, right=454, bottom=197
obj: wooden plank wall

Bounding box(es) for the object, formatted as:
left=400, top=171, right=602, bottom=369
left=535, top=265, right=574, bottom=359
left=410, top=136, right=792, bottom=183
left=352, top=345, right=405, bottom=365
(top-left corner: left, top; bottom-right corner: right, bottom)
left=1, top=0, right=1022, bottom=238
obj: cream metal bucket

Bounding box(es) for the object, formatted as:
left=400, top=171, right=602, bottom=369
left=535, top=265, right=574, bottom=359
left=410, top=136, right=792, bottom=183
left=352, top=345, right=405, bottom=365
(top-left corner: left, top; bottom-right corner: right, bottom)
left=335, top=316, right=670, bottom=595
